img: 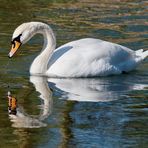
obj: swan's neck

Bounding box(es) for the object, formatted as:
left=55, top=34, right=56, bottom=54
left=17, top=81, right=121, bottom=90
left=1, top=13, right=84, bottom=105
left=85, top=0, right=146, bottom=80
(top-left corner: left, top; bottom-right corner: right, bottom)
left=30, top=24, right=56, bottom=75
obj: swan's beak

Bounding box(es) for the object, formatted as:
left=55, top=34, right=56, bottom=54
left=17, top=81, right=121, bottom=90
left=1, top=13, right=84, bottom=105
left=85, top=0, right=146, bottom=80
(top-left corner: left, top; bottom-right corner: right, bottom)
left=8, top=41, right=21, bottom=58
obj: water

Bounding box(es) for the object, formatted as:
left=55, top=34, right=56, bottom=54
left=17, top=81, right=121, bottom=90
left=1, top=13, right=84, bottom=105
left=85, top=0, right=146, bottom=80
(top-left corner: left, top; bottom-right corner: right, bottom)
left=0, top=0, right=148, bottom=147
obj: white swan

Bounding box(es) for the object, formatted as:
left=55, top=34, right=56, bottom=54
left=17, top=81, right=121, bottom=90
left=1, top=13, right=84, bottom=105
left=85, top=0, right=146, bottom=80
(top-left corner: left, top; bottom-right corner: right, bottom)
left=8, top=22, right=148, bottom=77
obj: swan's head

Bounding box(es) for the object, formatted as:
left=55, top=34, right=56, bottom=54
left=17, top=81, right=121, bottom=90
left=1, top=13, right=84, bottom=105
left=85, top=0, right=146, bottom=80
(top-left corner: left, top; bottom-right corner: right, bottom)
left=8, top=22, right=45, bottom=58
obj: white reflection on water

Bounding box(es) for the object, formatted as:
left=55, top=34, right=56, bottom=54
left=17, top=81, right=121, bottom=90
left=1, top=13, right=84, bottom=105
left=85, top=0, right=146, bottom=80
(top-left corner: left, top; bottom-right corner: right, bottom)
left=9, top=76, right=53, bottom=128
left=9, top=75, right=147, bottom=128
left=47, top=75, right=147, bottom=102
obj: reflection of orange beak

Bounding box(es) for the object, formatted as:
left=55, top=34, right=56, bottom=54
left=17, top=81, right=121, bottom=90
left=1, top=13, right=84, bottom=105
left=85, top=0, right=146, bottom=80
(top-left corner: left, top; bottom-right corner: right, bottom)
left=8, top=41, right=21, bottom=58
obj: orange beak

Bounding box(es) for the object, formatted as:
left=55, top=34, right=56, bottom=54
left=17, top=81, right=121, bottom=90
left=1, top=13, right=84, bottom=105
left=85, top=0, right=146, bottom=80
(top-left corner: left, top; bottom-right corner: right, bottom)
left=8, top=41, right=21, bottom=58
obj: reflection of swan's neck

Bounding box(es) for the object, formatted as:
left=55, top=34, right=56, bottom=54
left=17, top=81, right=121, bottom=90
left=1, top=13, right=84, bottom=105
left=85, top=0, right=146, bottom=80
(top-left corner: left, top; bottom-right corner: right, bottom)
left=30, top=23, right=56, bottom=75
left=30, top=76, right=53, bottom=120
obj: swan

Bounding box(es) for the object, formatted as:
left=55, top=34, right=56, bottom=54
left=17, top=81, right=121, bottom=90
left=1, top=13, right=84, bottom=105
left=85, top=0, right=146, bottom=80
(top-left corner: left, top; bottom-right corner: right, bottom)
left=8, top=22, right=148, bottom=77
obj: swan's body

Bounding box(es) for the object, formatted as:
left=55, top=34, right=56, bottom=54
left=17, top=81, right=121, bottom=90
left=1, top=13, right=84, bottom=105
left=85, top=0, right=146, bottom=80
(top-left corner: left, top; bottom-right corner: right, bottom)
left=46, top=38, right=144, bottom=77
left=9, top=22, right=148, bottom=77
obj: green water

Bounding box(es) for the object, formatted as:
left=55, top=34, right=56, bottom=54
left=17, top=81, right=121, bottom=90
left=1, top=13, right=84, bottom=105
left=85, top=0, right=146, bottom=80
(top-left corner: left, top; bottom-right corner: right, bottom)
left=0, top=0, right=147, bottom=148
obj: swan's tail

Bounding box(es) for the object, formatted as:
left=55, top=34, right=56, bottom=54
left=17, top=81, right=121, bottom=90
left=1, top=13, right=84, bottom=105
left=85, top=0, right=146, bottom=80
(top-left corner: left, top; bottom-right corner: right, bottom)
left=136, top=49, right=148, bottom=62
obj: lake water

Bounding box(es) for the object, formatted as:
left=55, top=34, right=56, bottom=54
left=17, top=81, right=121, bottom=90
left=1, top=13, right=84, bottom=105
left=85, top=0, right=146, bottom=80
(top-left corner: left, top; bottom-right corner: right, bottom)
left=0, top=0, right=147, bottom=148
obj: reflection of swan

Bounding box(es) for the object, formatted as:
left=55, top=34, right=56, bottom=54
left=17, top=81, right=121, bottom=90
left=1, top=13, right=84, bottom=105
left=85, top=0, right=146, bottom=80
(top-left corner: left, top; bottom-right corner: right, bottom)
left=8, top=22, right=148, bottom=77
left=9, top=76, right=52, bottom=128
left=47, top=76, right=147, bottom=102
left=9, top=75, right=147, bottom=128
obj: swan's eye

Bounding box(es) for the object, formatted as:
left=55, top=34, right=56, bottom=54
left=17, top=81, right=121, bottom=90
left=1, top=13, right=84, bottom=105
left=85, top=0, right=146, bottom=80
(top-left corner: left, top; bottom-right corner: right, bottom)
left=11, top=34, right=22, bottom=48
left=12, top=34, right=22, bottom=43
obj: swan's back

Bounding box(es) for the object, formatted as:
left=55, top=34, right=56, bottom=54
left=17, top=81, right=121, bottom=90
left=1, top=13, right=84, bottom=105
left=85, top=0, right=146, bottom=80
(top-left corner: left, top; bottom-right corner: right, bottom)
left=46, top=38, right=139, bottom=77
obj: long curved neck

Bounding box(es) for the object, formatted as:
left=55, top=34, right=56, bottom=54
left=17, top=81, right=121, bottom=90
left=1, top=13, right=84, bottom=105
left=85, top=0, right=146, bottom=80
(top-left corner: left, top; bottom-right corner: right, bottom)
left=30, top=23, right=56, bottom=75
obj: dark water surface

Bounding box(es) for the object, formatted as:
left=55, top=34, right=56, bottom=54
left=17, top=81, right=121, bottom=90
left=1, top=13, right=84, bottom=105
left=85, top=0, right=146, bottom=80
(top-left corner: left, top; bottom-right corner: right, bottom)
left=0, top=0, right=147, bottom=148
